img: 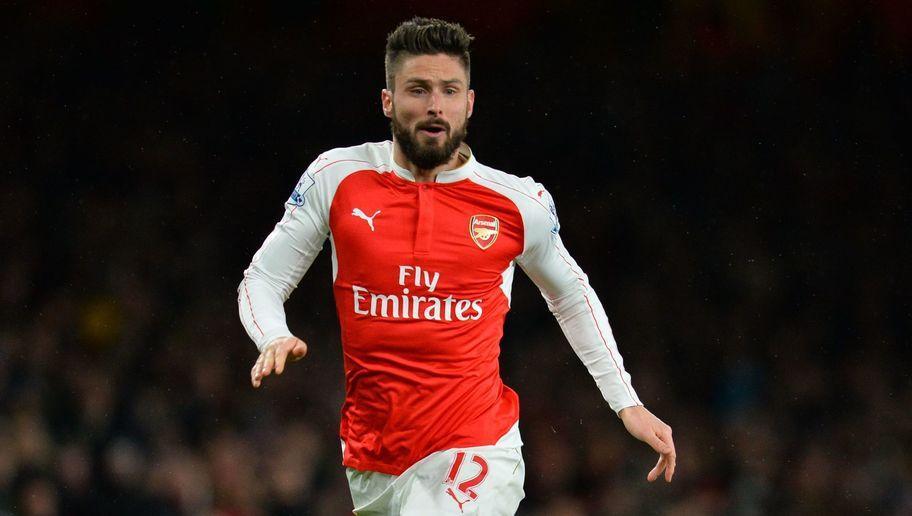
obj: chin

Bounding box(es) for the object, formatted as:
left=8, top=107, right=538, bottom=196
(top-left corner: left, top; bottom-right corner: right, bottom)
left=416, top=139, right=445, bottom=150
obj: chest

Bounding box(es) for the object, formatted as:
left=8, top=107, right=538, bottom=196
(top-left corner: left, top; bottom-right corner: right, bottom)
left=328, top=171, right=524, bottom=292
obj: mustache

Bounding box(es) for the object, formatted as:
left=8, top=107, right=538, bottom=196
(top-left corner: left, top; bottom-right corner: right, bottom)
left=415, top=119, right=450, bottom=132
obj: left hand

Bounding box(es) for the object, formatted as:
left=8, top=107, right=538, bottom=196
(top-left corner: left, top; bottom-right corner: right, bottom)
left=618, top=405, right=676, bottom=482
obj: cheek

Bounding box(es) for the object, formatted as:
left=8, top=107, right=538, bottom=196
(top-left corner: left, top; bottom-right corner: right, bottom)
left=447, top=98, right=470, bottom=118
left=393, top=99, right=422, bottom=123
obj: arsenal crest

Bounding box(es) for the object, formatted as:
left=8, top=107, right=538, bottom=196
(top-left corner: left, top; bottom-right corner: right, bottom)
left=469, top=214, right=499, bottom=250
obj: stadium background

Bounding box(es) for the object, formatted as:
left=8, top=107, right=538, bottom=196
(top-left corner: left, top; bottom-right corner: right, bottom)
left=2, top=1, right=909, bottom=514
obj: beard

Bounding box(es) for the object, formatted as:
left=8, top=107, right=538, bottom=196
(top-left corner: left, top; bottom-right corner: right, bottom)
left=391, top=111, right=469, bottom=170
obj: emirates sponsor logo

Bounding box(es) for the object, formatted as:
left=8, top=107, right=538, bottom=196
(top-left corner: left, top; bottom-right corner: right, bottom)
left=351, top=265, right=482, bottom=321
left=470, top=214, right=499, bottom=250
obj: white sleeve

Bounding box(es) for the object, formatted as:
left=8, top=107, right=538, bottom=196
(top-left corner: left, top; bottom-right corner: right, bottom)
left=238, top=156, right=330, bottom=352
left=516, top=188, right=642, bottom=414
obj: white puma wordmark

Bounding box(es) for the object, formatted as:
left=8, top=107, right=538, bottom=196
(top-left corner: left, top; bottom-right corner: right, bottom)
left=352, top=208, right=381, bottom=232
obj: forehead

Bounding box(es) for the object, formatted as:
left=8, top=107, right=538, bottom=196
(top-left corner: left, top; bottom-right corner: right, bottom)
left=395, top=53, right=468, bottom=86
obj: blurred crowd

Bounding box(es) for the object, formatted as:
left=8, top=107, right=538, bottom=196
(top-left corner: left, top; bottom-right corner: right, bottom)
left=2, top=1, right=909, bottom=515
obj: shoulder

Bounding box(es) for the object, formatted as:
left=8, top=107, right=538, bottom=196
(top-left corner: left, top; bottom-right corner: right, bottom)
left=309, top=141, right=393, bottom=179
left=469, top=162, right=555, bottom=221
left=469, top=162, right=563, bottom=255
left=288, top=142, right=392, bottom=208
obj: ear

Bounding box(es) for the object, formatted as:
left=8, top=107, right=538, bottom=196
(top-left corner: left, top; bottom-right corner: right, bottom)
left=467, top=89, right=475, bottom=119
left=381, top=88, right=393, bottom=119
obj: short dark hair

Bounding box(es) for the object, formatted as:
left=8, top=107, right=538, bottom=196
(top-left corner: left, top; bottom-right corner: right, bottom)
left=385, top=17, right=474, bottom=90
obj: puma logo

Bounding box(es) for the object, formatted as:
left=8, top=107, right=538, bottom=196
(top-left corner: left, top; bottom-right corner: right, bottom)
left=446, top=488, right=468, bottom=513
left=352, top=208, right=381, bottom=231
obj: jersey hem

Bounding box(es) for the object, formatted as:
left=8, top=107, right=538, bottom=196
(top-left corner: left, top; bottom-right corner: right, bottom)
left=340, top=416, right=521, bottom=476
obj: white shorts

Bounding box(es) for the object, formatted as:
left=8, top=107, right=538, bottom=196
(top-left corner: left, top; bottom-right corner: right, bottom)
left=345, top=422, right=525, bottom=515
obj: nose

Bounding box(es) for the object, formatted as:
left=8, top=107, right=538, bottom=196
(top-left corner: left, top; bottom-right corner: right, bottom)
left=427, top=91, right=443, bottom=116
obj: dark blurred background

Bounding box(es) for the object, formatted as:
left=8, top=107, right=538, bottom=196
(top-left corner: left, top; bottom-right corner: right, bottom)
left=2, top=1, right=910, bottom=514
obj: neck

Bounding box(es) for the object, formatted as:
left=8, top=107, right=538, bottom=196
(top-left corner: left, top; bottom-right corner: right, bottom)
left=392, top=139, right=466, bottom=183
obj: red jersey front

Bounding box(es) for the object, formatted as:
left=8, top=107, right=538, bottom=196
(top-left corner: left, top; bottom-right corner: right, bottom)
left=240, top=141, right=641, bottom=475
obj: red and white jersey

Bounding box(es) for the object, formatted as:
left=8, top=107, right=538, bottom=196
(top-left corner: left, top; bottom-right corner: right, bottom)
left=239, top=141, right=641, bottom=475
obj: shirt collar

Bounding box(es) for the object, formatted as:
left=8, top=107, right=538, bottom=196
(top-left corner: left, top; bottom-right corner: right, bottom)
left=387, top=140, right=476, bottom=184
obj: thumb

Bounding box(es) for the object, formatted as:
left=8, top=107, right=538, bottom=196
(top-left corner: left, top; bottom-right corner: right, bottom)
left=290, top=340, right=308, bottom=360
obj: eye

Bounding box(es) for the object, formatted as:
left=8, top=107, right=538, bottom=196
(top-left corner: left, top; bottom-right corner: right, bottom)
left=410, top=87, right=427, bottom=96
left=445, top=88, right=458, bottom=95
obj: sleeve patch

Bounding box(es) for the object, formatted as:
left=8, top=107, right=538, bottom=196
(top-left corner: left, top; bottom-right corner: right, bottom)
left=548, top=197, right=560, bottom=235
left=287, top=172, right=316, bottom=207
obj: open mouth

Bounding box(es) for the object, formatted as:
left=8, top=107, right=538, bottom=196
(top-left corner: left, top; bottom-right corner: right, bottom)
left=417, top=124, right=447, bottom=137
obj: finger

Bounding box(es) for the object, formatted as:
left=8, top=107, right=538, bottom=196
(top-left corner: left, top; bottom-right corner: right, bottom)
left=261, top=347, right=276, bottom=378
left=251, top=355, right=265, bottom=388
left=663, top=432, right=676, bottom=482
left=290, top=341, right=308, bottom=361
left=647, top=455, right=666, bottom=482
left=644, top=431, right=671, bottom=455
left=275, top=343, right=291, bottom=375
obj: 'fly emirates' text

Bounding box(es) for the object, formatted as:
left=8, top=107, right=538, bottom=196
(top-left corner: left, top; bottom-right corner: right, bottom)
left=351, top=265, right=483, bottom=321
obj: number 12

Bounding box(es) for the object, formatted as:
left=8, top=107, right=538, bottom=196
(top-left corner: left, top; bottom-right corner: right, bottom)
left=443, top=451, right=489, bottom=501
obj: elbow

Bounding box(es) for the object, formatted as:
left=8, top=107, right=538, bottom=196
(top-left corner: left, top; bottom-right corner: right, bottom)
left=239, top=264, right=294, bottom=302
left=238, top=267, right=255, bottom=295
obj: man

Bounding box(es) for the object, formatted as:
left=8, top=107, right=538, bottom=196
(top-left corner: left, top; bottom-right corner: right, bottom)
left=239, top=17, right=675, bottom=515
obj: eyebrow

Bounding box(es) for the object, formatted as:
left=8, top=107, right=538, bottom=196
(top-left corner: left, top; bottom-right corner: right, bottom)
left=403, top=78, right=465, bottom=87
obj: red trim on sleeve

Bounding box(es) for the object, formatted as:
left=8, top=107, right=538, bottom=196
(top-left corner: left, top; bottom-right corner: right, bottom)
left=553, top=242, right=638, bottom=405
left=313, top=158, right=389, bottom=176
left=243, top=277, right=265, bottom=337
left=472, top=172, right=551, bottom=214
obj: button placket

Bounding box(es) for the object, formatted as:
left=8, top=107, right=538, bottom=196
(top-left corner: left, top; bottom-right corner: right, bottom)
left=414, top=184, right=434, bottom=256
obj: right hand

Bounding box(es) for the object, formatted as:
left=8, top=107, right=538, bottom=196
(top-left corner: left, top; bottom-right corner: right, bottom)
left=251, top=336, right=308, bottom=388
